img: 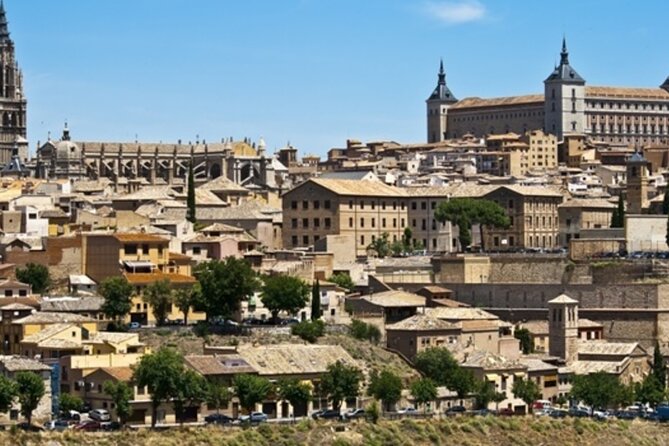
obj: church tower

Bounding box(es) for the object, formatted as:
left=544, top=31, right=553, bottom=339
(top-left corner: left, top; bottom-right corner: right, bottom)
left=626, top=152, right=649, bottom=214
left=426, top=59, right=457, bottom=143
left=548, top=293, right=579, bottom=364
left=661, top=76, right=669, bottom=93
left=544, top=38, right=585, bottom=141
left=0, top=2, right=26, bottom=166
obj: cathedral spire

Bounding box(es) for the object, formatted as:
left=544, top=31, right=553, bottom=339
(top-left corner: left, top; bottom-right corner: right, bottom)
left=0, top=0, right=10, bottom=44
left=560, top=36, right=569, bottom=65
left=438, top=58, right=445, bottom=85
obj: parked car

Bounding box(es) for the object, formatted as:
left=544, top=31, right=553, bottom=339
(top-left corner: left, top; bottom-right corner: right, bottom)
left=343, top=408, right=366, bottom=419
left=568, top=406, right=590, bottom=418
left=89, top=409, right=111, bottom=422
left=74, top=420, right=100, bottom=431
left=280, top=318, right=300, bottom=326
left=397, top=407, right=418, bottom=415
left=239, top=412, right=268, bottom=423
left=548, top=409, right=568, bottom=418
left=446, top=405, right=466, bottom=415
left=128, top=322, right=141, bottom=330
left=43, top=420, right=71, bottom=431
left=205, top=413, right=235, bottom=425
left=615, top=410, right=638, bottom=420
left=100, top=421, right=122, bottom=431
left=17, top=422, right=44, bottom=432
left=61, top=410, right=81, bottom=422
left=312, top=409, right=342, bottom=420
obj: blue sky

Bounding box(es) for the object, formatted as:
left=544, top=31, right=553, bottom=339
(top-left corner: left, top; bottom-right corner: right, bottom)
left=7, top=0, right=669, bottom=156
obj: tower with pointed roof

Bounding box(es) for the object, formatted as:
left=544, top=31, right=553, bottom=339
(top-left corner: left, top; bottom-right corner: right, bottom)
left=661, top=76, right=669, bottom=93
left=0, top=1, right=27, bottom=167
left=543, top=38, right=586, bottom=140
left=426, top=59, right=458, bottom=143
left=548, top=293, right=579, bottom=364
left=626, top=151, right=649, bottom=214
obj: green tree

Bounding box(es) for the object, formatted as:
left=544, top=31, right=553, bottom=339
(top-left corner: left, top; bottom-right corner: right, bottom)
left=311, top=280, right=321, bottom=321
left=390, top=240, right=405, bottom=256
left=611, top=194, right=625, bottom=228
left=652, top=342, right=666, bottom=389
left=15, top=371, right=45, bottom=425
left=414, top=347, right=459, bottom=387
left=569, top=372, right=629, bottom=410
left=350, top=319, right=381, bottom=344
left=100, top=276, right=134, bottom=324
left=103, top=380, right=133, bottom=425
left=143, top=279, right=172, bottom=326
left=278, top=379, right=311, bottom=416
left=514, top=328, right=534, bottom=355
left=435, top=198, right=510, bottom=252
left=449, top=367, right=476, bottom=399
left=133, top=347, right=184, bottom=427
left=233, top=374, right=273, bottom=414
left=368, top=232, right=391, bottom=258
left=15, top=263, right=50, bottom=294
left=366, top=400, right=380, bottom=424
left=194, top=257, right=259, bottom=321
left=260, top=275, right=309, bottom=323
left=321, top=361, right=362, bottom=411
left=173, top=285, right=197, bottom=326
left=368, top=369, right=403, bottom=412
left=205, top=382, right=231, bottom=415
left=173, top=369, right=207, bottom=425
left=59, top=392, right=84, bottom=414
left=512, top=378, right=541, bottom=414
left=328, top=273, right=355, bottom=292
left=410, top=378, right=437, bottom=412
left=402, top=227, right=413, bottom=251
left=474, top=380, right=498, bottom=410
left=291, top=319, right=325, bottom=343
left=187, top=162, right=196, bottom=223
left=635, top=374, right=665, bottom=407
left=0, top=375, right=17, bottom=413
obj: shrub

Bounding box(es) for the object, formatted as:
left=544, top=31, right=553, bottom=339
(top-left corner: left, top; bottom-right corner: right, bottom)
left=291, top=320, right=325, bottom=343
left=350, top=320, right=381, bottom=344
left=366, top=400, right=380, bottom=424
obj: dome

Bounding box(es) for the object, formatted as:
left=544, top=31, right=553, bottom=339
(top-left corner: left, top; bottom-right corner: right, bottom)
left=55, top=140, right=80, bottom=160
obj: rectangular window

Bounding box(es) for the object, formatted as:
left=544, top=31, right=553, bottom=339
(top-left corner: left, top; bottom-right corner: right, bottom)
left=313, top=218, right=320, bottom=228
left=303, top=235, right=309, bottom=245
left=125, top=244, right=137, bottom=255
left=360, top=218, right=365, bottom=228
left=291, top=201, right=297, bottom=210
left=371, top=218, right=376, bottom=228
left=302, top=218, right=309, bottom=228
left=349, top=217, right=353, bottom=228
left=421, top=202, right=427, bottom=210
left=291, top=236, right=298, bottom=245
left=411, top=202, right=417, bottom=210
left=349, top=200, right=353, bottom=209
left=371, top=201, right=375, bottom=210
left=313, top=200, right=320, bottom=210
left=393, top=218, right=397, bottom=228
left=360, top=235, right=365, bottom=246
left=142, top=244, right=149, bottom=254
left=382, top=218, right=386, bottom=228
left=431, top=202, right=436, bottom=210
left=324, top=200, right=331, bottom=209
left=192, top=246, right=201, bottom=255
left=325, top=218, right=331, bottom=229
left=381, top=201, right=386, bottom=210
left=360, top=201, right=365, bottom=209
left=302, top=201, right=308, bottom=210
left=291, top=218, right=297, bottom=229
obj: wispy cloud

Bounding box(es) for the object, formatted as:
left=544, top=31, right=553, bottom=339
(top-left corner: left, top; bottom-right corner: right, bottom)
left=424, top=0, right=487, bottom=25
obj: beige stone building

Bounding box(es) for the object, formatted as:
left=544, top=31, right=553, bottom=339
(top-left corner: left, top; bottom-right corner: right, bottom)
left=558, top=198, right=615, bottom=246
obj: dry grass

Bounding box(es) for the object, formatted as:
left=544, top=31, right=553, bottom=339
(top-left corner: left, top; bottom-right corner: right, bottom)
left=6, top=417, right=669, bottom=446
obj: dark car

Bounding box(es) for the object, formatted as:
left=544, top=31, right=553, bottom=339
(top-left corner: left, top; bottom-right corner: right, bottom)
left=568, top=407, right=590, bottom=418
left=205, top=413, right=235, bottom=425
left=343, top=408, right=366, bottom=420
left=312, top=409, right=341, bottom=420
left=615, top=410, right=638, bottom=420
left=74, top=420, right=100, bottom=431
left=100, top=421, right=122, bottom=431
left=43, top=420, right=71, bottom=432
left=446, top=405, right=467, bottom=415
left=549, top=409, right=568, bottom=418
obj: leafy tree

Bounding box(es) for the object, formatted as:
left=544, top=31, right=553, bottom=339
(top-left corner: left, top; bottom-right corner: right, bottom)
left=133, top=347, right=184, bottom=427
left=350, top=319, right=381, bottom=344
left=555, top=394, right=568, bottom=407
left=402, top=227, right=413, bottom=251
left=100, top=276, right=134, bottom=324
left=414, top=347, right=459, bottom=387
left=206, top=382, right=231, bottom=415
left=173, top=369, right=207, bottom=425
left=635, top=374, right=665, bottom=407
left=143, top=279, right=172, bottom=326
left=260, top=275, right=309, bottom=323
left=367, top=232, right=391, bottom=258
left=59, top=392, right=84, bottom=414
left=366, top=400, right=380, bottom=424
left=474, top=380, right=498, bottom=410
left=390, top=240, right=405, bottom=256
left=449, top=367, right=476, bottom=399
left=652, top=342, right=666, bottom=389
left=368, top=369, right=403, bottom=412
left=512, top=378, right=541, bottom=414
left=278, top=379, right=311, bottom=415
left=291, top=319, right=325, bottom=343
left=435, top=198, right=510, bottom=251
left=233, top=374, right=273, bottom=413
left=187, top=162, right=196, bottom=223
left=321, top=361, right=362, bottom=411
left=569, top=372, right=629, bottom=410
left=15, top=263, right=50, bottom=294
left=514, top=328, right=534, bottom=355
left=0, top=375, right=17, bottom=413
left=410, top=378, right=437, bottom=411
left=103, top=380, right=133, bottom=425
left=15, top=371, right=45, bottom=425
left=194, top=257, right=259, bottom=321
left=611, top=194, right=625, bottom=228
left=311, top=280, right=321, bottom=321
left=173, top=285, right=197, bottom=326
left=328, top=273, right=355, bottom=292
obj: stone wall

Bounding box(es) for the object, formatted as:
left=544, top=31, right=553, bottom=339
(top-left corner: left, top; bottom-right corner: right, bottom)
left=570, top=238, right=625, bottom=261
left=5, top=235, right=82, bottom=285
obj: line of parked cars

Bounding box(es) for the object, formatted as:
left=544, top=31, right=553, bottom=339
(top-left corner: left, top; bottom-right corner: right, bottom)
left=41, top=409, right=121, bottom=432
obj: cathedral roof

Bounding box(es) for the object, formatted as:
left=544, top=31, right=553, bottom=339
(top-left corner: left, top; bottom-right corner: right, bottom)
left=427, top=60, right=458, bottom=104
left=0, top=1, right=11, bottom=45
left=660, top=76, right=669, bottom=92
left=544, top=38, right=585, bottom=85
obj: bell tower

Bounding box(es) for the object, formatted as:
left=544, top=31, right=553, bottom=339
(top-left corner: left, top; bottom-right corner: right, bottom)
left=548, top=293, right=579, bottom=364
left=626, top=152, right=649, bottom=214
left=426, top=59, right=457, bottom=143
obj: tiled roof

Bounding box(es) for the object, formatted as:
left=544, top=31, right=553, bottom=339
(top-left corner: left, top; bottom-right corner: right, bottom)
left=0, top=303, right=35, bottom=311
left=426, top=307, right=499, bottom=321
left=585, top=86, right=669, bottom=100
left=360, top=290, right=426, bottom=308
left=548, top=294, right=579, bottom=305
left=517, top=357, right=558, bottom=373
left=450, top=94, right=544, bottom=110
left=21, top=323, right=74, bottom=344
left=40, top=297, right=104, bottom=313
left=386, top=314, right=460, bottom=331
left=559, top=198, right=616, bottom=209
left=86, top=332, right=142, bottom=345
left=113, top=233, right=169, bottom=243
left=99, top=367, right=134, bottom=382
left=458, top=349, right=526, bottom=371
left=306, top=178, right=405, bottom=197
left=185, top=354, right=256, bottom=376
left=578, top=341, right=644, bottom=357
left=13, top=312, right=96, bottom=325
left=198, top=176, right=249, bottom=193
left=0, top=355, right=51, bottom=372
left=236, top=344, right=358, bottom=376
left=124, top=272, right=196, bottom=285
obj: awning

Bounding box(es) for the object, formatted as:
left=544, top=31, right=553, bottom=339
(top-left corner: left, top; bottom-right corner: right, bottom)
left=485, top=373, right=499, bottom=381
left=544, top=375, right=558, bottom=381
left=123, top=261, right=155, bottom=269
left=514, top=372, right=525, bottom=378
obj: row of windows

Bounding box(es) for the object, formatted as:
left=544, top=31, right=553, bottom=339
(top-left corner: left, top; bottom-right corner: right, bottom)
left=349, top=217, right=405, bottom=229
left=591, top=123, right=668, bottom=135
left=291, top=218, right=332, bottom=229
left=291, top=235, right=322, bottom=246
left=348, top=200, right=405, bottom=210
left=290, top=200, right=332, bottom=210
left=451, top=110, right=545, bottom=123
left=588, top=101, right=669, bottom=111
left=411, top=219, right=448, bottom=231
left=124, top=244, right=163, bottom=256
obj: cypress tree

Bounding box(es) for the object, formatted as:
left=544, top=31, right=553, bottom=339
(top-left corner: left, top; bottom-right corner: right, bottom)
left=311, top=280, right=321, bottom=321
left=663, top=191, right=669, bottom=215
left=187, top=163, right=196, bottom=223
left=653, top=342, right=666, bottom=389
left=611, top=194, right=624, bottom=228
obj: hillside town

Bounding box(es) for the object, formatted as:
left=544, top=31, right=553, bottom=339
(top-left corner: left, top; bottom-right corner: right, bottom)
left=2, top=1, right=669, bottom=439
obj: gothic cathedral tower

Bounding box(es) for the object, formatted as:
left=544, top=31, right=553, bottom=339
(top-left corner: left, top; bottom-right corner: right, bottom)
left=548, top=293, right=579, bottom=364
left=0, top=1, right=27, bottom=165
left=544, top=38, right=585, bottom=141
left=626, top=152, right=649, bottom=214
left=426, top=60, right=457, bottom=143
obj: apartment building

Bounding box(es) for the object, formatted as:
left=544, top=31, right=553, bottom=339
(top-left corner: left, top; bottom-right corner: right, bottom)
left=558, top=198, right=615, bottom=246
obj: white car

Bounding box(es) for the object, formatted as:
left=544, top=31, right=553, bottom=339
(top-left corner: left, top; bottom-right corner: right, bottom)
left=88, top=409, right=111, bottom=422
left=396, top=407, right=417, bottom=415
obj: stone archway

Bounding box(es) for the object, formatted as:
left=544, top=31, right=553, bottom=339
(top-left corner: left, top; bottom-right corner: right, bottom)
left=209, top=163, right=221, bottom=179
